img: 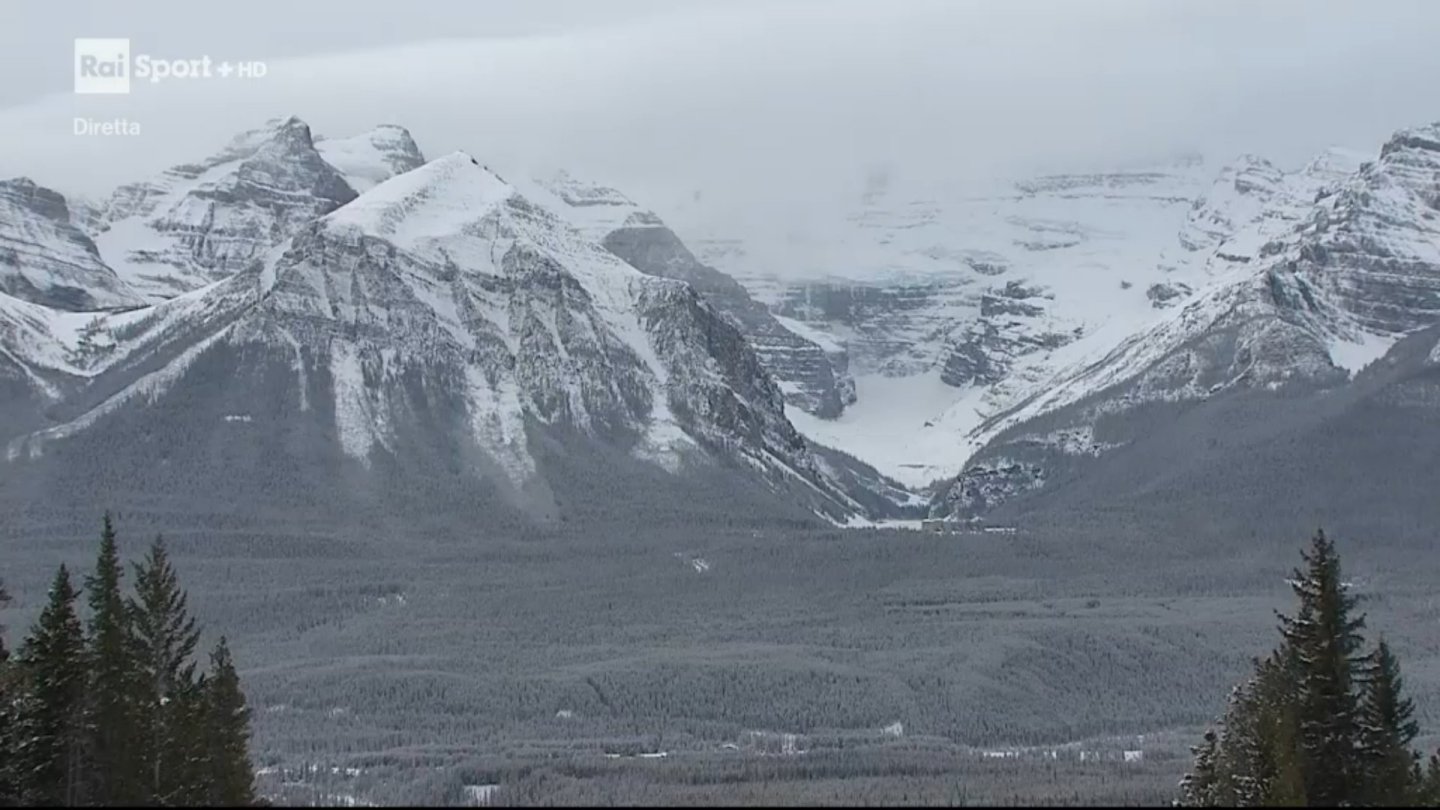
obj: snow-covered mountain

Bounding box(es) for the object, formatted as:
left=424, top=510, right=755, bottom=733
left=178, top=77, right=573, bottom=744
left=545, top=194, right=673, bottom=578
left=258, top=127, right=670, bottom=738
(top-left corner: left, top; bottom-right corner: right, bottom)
left=1158, top=147, right=1366, bottom=280
left=663, top=155, right=1221, bottom=487
left=934, top=122, right=1440, bottom=519
left=932, top=319, right=1440, bottom=544
left=6, top=114, right=1436, bottom=531
left=644, top=123, right=1439, bottom=517
left=93, top=117, right=364, bottom=302
left=0, top=119, right=891, bottom=526
left=0, top=178, right=141, bottom=311
left=519, top=171, right=857, bottom=419
left=314, top=124, right=427, bottom=193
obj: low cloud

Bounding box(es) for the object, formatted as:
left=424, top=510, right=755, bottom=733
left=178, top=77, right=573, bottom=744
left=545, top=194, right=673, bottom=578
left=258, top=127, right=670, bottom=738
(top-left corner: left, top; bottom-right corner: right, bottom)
left=2, top=0, right=1437, bottom=232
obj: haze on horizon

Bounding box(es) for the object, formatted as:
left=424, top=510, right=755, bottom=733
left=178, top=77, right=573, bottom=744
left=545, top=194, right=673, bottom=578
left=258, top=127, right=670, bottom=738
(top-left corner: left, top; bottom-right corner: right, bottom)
left=2, top=0, right=1438, bottom=256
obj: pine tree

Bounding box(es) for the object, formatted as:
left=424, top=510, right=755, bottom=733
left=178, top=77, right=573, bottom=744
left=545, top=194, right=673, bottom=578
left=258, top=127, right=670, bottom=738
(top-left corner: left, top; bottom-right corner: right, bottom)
left=168, top=672, right=213, bottom=805
left=1252, top=650, right=1305, bottom=806
left=13, top=566, right=89, bottom=807
left=204, top=637, right=257, bottom=806
left=1210, top=651, right=1304, bottom=807
left=1178, top=728, right=1220, bottom=806
left=1214, top=680, right=1265, bottom=806
left=84, top=513, right=145, bottom=805
left=1355, top=638, right=1421, bottom=805
left=1423, top=751, right=1440, bottom=807
left=1277, top=529, right=1366, bottom=806
left=128, top=536, right=202, bottom=805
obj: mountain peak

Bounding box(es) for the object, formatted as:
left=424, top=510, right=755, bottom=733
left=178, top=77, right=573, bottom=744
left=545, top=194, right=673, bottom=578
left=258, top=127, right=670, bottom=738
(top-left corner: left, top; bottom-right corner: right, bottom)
left=1214, top=154, right=1285, bottom=196
left=1302, top=146, right=1368, bottom=182
left=267, top=115, right=316, bottom=147
left=322, top=151, right=513, bottom=246
left=95, top=116, right=357, bottom=302
left=267, top=114, right=312, bottom=134
left=1225, top=153, right=1277, bottom=170
left=0, top=177, right=68, bottom=222
left=200, top=116, right=316, bottom=168
left=316, top=125, right=427, bottom=192
left=543, top=170, right=636, bottom=206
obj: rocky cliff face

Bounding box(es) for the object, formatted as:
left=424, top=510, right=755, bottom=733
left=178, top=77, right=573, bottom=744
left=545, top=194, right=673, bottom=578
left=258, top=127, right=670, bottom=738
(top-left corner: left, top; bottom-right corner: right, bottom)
left=94, top=116, right=361, bottom=302
left=2, top=146, right=878, bottom=524
left=939, top=280, right=1079, bottom=388
left=602, top=224, right=857, bottom=418
left=672, top=158, right=1214, bottom=488
left=1297, top=124, right=1440, bottom=334
left=651, top=131, right=1435, bottom=503
left=934, top=122, right=1440, bottom=519
left=14, top=113, right=1430, bottom=528
left=753, top=272, right=973, bottom=378
left=1159, top=148, right=1366, bottom=281
left=531, top=172, right=858, bottom=419
left=0, top=178, right=141, bottom=311
left=940, top=323, right=1440, bottom=544
left=3, top=119, right=429, bottom=314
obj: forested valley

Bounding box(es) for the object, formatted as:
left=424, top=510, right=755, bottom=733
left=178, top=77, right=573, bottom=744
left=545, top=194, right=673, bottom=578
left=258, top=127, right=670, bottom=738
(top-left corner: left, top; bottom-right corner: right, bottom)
left=4, top=517, right=1439, bottom=806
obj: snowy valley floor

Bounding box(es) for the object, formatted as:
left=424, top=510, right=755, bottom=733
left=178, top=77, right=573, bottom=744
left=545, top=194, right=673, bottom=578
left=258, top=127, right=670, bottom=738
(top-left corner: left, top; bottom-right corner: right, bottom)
left=2, top=514, right=1438, bottom=805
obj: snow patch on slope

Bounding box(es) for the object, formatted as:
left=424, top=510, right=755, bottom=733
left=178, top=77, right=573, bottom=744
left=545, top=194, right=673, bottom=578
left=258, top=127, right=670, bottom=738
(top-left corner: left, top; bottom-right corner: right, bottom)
left=315, top=125, right=425, bottom=193
left=526, top=170, right=658, bottom=243
left=325, top=152, right=512, bottom=247
left=773, top=314, right=845, bottom=356
left=0, top=271, right=256, bottom=384
left=274, top=326, right=310, bottom=411
left=330, top=342, right=390, bottom=464
left=1328, top=331, right=1399, bottom=375
left=633, top=420, right=696, bottom=474
left=463, top=366, right=534, bottom=486
left=0, top=292, right=86, bottom=377
left=787, top=373, right=987, bottom=488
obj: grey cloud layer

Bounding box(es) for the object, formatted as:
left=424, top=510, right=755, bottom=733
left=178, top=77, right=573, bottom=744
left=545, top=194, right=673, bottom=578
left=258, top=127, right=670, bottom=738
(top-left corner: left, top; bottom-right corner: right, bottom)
left=2, top=0, right=1438, bottom=230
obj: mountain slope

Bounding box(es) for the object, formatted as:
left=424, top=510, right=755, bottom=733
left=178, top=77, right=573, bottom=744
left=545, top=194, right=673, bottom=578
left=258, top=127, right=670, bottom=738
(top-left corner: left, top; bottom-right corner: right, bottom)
left=94, top=117, right=361, bottom=302
left=941, top=324, right=1440, bottom=546
left=662, top=125, right=1435, bottom=500
left=527, top=172, right=858, bottom=419
left=4, top=119, right=427, bottom=317
left=2, top=150, right=873, bottom=526
left=670, top=156, right=1219, bottom=487
left=0, top=178, right=141, bottom=311
left=936, top=122, right=1440, bottom=520
left=314, top=124, right=427, bottom=193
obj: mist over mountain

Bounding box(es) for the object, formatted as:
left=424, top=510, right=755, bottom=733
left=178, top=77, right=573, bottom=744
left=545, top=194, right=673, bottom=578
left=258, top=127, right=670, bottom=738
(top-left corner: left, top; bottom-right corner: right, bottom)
left=3, top=5, right=1440, bottom=804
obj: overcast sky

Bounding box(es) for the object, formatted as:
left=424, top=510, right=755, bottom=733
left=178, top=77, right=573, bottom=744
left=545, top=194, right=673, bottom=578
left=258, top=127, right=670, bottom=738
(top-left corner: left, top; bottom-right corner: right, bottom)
left=1, top=0, right=1438, bottom=218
